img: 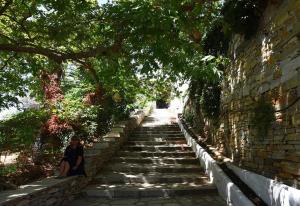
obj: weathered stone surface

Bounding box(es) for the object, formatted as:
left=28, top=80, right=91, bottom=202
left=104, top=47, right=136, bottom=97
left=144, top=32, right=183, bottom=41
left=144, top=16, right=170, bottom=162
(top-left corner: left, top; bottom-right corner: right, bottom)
left=282, top=162, right=300, bottom=176
left=211, top=0, right=300, bottom=188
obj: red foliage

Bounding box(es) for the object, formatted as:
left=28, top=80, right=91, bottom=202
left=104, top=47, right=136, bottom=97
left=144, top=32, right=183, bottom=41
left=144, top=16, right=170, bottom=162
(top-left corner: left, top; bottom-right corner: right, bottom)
left=83, top=92, right=98, bottom=105
left=83, top=86, right=105, bottom=105
left=39, top=115, right=72, bottom=149
left=41, top=71, right=64, bottom=104
left=42, top=115, right=72, bottom=137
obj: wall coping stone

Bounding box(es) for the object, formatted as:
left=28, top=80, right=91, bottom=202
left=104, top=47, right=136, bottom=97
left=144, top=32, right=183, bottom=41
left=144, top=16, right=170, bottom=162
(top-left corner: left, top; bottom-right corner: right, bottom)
left=226, top=163, right=300, bottom=206
left=0, top=176, right=78, bottom=204
left=178, top=118, right=254, bottom=206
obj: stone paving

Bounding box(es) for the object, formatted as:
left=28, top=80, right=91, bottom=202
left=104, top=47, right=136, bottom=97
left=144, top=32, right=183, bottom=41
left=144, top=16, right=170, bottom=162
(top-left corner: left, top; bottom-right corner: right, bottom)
left=72, top=194, right=226, bottom=206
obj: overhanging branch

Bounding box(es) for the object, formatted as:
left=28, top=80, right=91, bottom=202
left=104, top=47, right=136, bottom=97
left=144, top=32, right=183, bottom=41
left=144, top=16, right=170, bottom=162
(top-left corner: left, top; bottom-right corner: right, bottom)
left=0, top=35, right=124, bottom=63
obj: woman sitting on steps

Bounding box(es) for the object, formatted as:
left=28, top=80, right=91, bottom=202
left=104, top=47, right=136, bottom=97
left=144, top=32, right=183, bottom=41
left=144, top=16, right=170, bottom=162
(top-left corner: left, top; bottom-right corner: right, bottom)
left=57, top=136, right=86, bottom=178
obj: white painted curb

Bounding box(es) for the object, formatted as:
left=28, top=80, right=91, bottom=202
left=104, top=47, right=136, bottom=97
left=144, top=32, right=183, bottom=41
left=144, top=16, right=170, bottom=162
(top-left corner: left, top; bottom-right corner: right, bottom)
left=178, top=120, right=254, bottom=206
left=226, top=163, right=300, bottom=206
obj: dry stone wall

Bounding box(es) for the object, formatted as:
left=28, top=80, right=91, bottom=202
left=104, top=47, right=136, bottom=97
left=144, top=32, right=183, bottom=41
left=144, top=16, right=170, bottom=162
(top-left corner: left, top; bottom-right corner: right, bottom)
left=219, top=0, right=300, bottom=188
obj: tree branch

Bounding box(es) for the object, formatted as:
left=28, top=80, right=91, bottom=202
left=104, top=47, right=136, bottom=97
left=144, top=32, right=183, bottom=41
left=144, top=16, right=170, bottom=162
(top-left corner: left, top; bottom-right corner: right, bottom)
left=0, top=35, right=124, bottom=63
left=0, top=44, right=63, bottom=62
left=63, top=35, right=123, bottom=60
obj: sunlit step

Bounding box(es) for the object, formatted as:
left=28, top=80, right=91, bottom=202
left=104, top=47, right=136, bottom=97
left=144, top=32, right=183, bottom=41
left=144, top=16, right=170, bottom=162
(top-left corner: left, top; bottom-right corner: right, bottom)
left=104, top=163, right=203, bottom=173
left=117, top=151, right=196, bottom=158
left=84, top=183, right=216, bottom=198
left=113, top=157, right=199, bottom=165
left=121, top=145, right=192, bottom=152
left=131, top=133, right=184, bottom=137
left=93, top=172, right=209, bottom=184
left=125, top=140, right=187, bottom=146
left=128, top=137, right=186, bottom=141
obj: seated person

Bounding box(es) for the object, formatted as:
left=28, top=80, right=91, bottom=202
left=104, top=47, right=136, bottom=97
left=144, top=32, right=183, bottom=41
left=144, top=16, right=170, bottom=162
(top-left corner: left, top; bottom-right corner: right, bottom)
left=57, top=136, right=86, bottom=178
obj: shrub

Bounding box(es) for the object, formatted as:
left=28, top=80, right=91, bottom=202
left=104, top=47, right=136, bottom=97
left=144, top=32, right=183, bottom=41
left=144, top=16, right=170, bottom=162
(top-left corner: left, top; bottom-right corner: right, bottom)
left=0, top=109, right=49, bottom=152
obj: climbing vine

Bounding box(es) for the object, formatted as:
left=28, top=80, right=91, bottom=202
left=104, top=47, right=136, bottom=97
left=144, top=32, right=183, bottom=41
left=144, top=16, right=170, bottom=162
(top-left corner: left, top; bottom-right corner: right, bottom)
left=203, top=21, right=230, bottom=56
left=201, top=82, right=222, bottom=120
left=222, top=0, right=269, bottom=39
left=250, top=98, right=275, bottom=140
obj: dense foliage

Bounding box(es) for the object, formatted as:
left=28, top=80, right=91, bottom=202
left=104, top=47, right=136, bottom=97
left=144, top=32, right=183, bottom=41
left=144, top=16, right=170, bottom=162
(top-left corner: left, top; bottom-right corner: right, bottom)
left=0, top=0, right=225, bottom=167
left=0, top=109, right=49, bottom=152
left=222, top=0, right=268, bottom=39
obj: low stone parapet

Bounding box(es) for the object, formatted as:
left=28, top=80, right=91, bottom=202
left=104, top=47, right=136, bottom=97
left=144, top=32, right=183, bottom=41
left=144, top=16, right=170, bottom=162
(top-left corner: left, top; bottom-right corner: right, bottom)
left=177, top=117, right=254, bottom=206
left=0, top=106, right=152, bottom=206
left=226, top=163, right=300, bottom=206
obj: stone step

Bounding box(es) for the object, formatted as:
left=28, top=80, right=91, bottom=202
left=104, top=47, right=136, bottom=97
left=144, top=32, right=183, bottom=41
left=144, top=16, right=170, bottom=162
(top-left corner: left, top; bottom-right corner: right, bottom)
left=112, top=157, right=199, bottom=164
left=92, top=172, right=209, bottom=184
left=103, top=163, right=203, bottom=173
left=132, top=130, right=183, bottom=134
left=125, top=140, right=188, bottom=146
left=117, top=151, right=196, bottom=158
left=128, top=137, right=186, bottom=142
left=131, top=133, right=184, bottom=137
left=85, top=147, right=115, bottom=155
left=84, top=183, right=216, bottom=198
left=135, top=127, right=181, bottom=132
left=139, top=125, right=179, bottom=128
left=121, top=145, right=192, bottom=152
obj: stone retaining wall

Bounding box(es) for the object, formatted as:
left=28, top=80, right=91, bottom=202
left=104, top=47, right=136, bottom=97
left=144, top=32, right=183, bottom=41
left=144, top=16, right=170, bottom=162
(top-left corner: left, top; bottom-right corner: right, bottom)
left=215, top=0, right=300, bottom=188
left=0, top=107, right=152, bottom=206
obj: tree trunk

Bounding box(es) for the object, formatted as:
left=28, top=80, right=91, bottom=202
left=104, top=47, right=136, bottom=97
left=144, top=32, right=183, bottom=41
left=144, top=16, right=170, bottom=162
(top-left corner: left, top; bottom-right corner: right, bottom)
left=82, top=62, right=106, bottom=105
left=34, top=64, right=69, bottom=164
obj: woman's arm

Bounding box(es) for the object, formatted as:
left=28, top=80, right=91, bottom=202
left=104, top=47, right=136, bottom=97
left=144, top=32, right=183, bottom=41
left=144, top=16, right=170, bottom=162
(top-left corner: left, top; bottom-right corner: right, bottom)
left=73, top=146, right=84, bottom=170
left=73, top=156, right=82, bottom=169
left=63, top=146, right=69, bottom=158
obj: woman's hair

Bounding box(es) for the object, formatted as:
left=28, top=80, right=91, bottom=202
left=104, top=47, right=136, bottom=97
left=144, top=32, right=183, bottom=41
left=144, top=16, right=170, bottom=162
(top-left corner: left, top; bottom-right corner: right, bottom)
left=71, top=136, right=80, bottom=141
left=70, top=136, right=83, bottom=147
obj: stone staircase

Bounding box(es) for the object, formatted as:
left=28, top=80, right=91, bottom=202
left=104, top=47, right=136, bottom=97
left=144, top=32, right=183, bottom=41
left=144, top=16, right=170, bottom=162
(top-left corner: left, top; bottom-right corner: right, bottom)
left=83, top=109, right=217, bottom=198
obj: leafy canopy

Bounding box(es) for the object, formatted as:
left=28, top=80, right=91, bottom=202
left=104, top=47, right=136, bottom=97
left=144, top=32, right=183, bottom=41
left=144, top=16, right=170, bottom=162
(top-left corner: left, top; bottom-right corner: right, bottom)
left=0, top=0, right=224, bottom=110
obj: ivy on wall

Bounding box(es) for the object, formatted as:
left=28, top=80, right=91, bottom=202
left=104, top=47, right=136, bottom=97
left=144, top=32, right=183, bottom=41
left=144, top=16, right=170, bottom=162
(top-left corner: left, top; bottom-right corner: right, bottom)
left=202, top=0, right=269, bottom=58
left=201, top=82, right=222, bottom=120
left=222, top=0, right=269, bottom=39
left=250, top=98, right=275, bottom=140
left=203, top=21, right=230, bottom=56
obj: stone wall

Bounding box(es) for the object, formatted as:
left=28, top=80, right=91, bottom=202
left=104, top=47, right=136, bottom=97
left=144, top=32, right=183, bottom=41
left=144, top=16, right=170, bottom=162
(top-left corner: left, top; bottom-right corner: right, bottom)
left=217, top=0, right=300, bottom=188
left=0, top=107, right=152, bottom=206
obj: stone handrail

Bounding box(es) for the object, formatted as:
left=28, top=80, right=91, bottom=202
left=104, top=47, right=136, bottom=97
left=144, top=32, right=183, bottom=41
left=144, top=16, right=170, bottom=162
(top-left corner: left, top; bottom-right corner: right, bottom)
left=0, top=106, right=152, bottom=206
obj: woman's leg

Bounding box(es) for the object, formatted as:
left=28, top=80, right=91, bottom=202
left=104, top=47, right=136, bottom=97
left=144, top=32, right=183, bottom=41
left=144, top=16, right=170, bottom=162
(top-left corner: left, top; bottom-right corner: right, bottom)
left=59, top=161, right=70, bottom=176
left=59, top=161, right=65, bottom=175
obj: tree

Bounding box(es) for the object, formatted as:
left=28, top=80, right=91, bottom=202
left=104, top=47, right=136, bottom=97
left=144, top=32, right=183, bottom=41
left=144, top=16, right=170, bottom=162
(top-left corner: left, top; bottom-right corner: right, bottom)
left=0, top=0, right=223, bottom=147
